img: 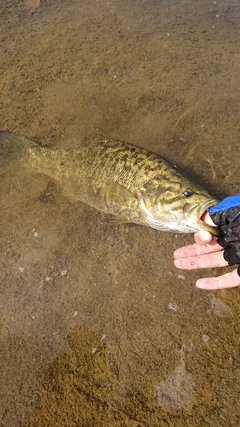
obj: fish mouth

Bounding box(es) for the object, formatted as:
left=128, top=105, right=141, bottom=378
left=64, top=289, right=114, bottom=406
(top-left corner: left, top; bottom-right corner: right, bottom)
left=187, top=199, right=220, bottom=235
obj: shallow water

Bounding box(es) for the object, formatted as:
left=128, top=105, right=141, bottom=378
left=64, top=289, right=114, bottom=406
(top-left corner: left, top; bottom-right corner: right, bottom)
left=1, top=0, right=240, bottom=426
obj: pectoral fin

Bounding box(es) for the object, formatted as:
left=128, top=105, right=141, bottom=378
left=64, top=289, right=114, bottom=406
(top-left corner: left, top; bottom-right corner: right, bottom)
left=103, top=181, right=140, bottom=223
left=104, top=181, right=136, bottom=206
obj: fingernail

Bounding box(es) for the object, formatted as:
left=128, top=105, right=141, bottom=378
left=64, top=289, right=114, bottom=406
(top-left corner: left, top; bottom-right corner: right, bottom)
left=201, top=231, right=211, bottom=241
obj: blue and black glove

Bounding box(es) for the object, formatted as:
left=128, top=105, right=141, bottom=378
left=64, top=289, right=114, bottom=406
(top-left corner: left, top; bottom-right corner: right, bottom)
left=208, top=195, right=240, bottom=270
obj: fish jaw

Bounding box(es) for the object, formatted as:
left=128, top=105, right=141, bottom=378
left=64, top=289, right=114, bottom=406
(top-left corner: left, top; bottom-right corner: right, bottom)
left=196, top=221, right=220, bottom=235
left=185, top=199, right=220, bottom=235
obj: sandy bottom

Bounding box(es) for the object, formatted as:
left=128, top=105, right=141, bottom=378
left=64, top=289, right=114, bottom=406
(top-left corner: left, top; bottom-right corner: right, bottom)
left=1, top=0, right=240, bottom=426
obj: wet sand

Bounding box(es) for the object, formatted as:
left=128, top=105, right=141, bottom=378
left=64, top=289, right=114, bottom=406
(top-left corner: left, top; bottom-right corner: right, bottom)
left=1, top=0, right=240, bottom=426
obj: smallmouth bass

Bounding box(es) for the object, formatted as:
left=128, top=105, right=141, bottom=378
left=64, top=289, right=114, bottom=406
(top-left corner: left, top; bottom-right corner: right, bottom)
left=0, top=131, right=219, bottom=234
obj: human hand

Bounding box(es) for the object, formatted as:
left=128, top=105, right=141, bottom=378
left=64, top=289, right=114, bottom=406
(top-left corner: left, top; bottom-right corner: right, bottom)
left=174, top=208, right=240, bottom=290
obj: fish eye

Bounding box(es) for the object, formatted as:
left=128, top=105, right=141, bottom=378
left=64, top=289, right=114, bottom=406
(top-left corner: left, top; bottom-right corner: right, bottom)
left=183, top=190, right=193, bottom=197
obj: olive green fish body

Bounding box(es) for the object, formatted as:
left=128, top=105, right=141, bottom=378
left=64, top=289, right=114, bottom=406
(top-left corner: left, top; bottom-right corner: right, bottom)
left=0, top=131, right=219, bottom=233
left=28, top=139, right=168, bottom=224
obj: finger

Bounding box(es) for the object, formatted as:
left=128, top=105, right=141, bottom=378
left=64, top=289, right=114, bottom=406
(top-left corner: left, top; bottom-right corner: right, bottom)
left=174, top=238, right=222, bottom=259
left=174, top=251, right=228, bottom=270
left=201, top=212, right=216, bottom=227
left=194, top=212, right=217, bottom=245
left=194, top=231, right=213, bottom=245
left=196, top=269, right=240, bottom=289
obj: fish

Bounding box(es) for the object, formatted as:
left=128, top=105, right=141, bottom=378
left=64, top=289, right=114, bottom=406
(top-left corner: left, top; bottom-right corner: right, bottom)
left=0, top=130, right=219, bottom=234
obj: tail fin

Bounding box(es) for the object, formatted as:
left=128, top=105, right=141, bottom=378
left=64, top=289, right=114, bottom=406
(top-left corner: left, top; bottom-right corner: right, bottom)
left=0, top=131, right=38, bottom=169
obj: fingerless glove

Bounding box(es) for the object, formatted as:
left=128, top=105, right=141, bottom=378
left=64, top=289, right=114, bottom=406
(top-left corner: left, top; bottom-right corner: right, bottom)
left=208, top=195, right=240, bottom=267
